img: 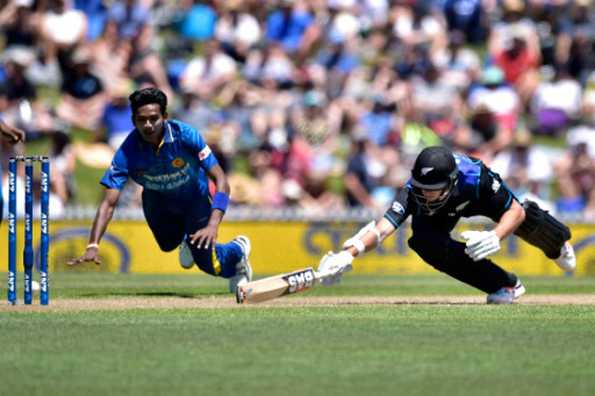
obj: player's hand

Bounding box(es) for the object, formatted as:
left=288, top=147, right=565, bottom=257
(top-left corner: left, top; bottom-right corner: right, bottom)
left=189, top=224, right=218, bottom=249
left=67, top=246, right=101, bottom=266
left=461, top=230, right=501, bottom=261
left=317, top=250, right=354, bottom=286
left=0, top=122, right=25, bottom=143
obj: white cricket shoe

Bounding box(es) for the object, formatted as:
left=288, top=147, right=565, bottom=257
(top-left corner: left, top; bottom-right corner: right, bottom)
left=487, top=279, right=526, bottom=304
left=554, top=242, right=576, bottom=272
left=229, top=235, right=253, bottom=293
left=178, top=240, right=195, bottom=269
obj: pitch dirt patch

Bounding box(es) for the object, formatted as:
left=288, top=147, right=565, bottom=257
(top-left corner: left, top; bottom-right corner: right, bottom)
left=2, top=294, right=595, bottom=312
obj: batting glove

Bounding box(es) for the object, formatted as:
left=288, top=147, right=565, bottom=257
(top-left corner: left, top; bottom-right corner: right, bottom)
left=461, top=230, right=501, bottom=262
left=318, top=251, right=354, bottom=286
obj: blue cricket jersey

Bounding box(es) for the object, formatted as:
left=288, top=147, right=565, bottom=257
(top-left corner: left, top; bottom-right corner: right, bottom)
left=100, top=120, right=218, bottom=210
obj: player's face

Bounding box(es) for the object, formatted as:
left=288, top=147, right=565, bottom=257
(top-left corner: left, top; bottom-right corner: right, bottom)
left=421, top=189, right=446, bottom=203
left=133, top=104, right=166, bottom=144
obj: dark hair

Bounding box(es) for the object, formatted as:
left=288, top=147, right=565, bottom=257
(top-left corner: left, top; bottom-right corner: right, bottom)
left=129, top=87, right=168, bottom=115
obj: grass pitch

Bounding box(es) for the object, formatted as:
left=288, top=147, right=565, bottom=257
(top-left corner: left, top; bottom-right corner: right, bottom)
left=1, top=274, right=595, bottom=396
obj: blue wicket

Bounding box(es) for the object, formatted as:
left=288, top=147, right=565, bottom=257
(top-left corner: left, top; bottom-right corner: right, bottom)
left=8, top=158, right=17, bottom=305
left=7, top=156, right=50, bottom=306
left=24, top=158, right=34, bottom=304
left=40, top=158, right=50, bottom=305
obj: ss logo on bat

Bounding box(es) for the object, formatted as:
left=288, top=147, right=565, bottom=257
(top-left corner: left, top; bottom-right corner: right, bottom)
left=285, top=269, right=315, bottom=294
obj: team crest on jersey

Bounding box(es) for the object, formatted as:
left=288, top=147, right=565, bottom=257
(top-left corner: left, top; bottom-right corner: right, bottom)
left=391, top=201, right=405, bottom=215
left=492, top=179, right=501, bottom=193
left=172, top=158, right=185, bottom=168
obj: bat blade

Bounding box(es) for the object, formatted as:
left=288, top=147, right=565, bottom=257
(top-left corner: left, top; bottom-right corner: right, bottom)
left=236, top=267, right=321, bottom=304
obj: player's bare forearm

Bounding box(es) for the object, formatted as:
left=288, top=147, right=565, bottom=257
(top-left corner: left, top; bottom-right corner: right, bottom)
left=494, top=199, right=526, bottom=240
left=88, top=189, right=121, bottom=244
left=68, top=188, right=120, bottom=266
left=346, top=217, right=396, bottom=257
left=188, top=164, right=229, bottom=249
left=207, top=164, right=230, bottom=195
left=207, top=209, right=224, bottom=227
left=0, top=120, right=25, bottom=143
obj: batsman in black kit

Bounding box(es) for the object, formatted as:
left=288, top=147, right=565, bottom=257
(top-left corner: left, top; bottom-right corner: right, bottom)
left=318, top=146, right=576, bottom=304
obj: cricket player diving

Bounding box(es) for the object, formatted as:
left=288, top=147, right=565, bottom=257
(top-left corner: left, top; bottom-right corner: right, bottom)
left=319, top=146, right=576, bottom=304
left=69, top=87, right=252, bottom=292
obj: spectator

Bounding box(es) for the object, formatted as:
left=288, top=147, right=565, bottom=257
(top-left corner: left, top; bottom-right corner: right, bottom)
left=344, top=135, right=384, bottom=209
left=179, top=39, right=237, bottom=100
left=91, top=20, right=132, bottom=94
left=490, top=130, right=553, bottom=201
left=432, top=30, right=481, bottom=90
left=391, top=2, right=447, bottom=48
left=39, top=0, right=88, bottom=52
left=489, top=0, right=541, bottom=103
left=98, top=79, right=135, bottom=149
left=555, top=0, right=595, bottom=82
left=266, top=0, right=318, bottom=56
left=443, top=0, right=485, bottom=44
left=106, top=0, right=150, bottom=41
left=467, top=66, right=519, bottom=150
left=0, top=0, right=37, bottom=48
left=531, top=66, right=582, bottom=136
left=49, top=130, right=76, bottom=205
left=177, top=0, right=217, bottom=42
left=583, top=72, right=595, bottom=124
left=56, top=46, right=105, bottom=130
left=215, top=0, right=261, bottom=63
left=554, top=141, right=595, bottom=218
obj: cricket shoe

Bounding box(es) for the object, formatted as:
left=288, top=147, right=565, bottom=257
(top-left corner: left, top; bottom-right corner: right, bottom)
left=486, top=279, right=526, bottom=304
left=554, top=242, right=576, bottom=273
left=229, top=235, right=253, bottom=293
left=178, top=240, right=195, bottom=269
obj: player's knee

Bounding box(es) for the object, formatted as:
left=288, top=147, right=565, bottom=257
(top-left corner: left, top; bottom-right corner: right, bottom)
left=156, top=239, right=179, bottom=252
left=408, top=234, right=439, bottom=254
left=408, top=235, right=446, bottom=268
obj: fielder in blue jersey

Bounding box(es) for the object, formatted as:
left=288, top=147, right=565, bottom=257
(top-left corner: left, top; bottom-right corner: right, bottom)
left=68, top=88, right=252, bottom=292
left=0, top=120, right=26, bottom=225
left=318, top=146, right=576, bottom=304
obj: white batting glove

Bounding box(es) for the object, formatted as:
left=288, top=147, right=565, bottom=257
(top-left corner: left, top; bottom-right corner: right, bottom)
left=461, top=230, right=501, bottom=261
left=317, top=251, right=354, bottom=286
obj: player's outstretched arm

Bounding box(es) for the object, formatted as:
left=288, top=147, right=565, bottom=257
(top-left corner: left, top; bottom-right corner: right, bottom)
left=318, top=218, right=396, bottom=285
left=0, top=120, right=25, bottom=143
left=68, top=188, right=121, bottom=266
left=189, top=163, right=230, bottom=249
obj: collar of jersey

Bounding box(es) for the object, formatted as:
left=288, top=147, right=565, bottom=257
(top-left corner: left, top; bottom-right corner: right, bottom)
left=136, top=121, right=175, bottom=153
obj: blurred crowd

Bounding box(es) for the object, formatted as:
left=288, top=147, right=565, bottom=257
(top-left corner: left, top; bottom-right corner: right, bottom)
left=1, top=0, right=594, bottom=218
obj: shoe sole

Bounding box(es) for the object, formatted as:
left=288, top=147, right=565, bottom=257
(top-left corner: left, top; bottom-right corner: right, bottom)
left=179, top=241, right=194, bottom=269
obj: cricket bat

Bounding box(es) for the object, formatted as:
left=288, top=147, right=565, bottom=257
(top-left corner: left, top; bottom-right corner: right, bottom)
left=236, top=267, right=329, bottom=304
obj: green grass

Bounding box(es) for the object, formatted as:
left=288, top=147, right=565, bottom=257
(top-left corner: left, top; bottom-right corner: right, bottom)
left=2, top=274, right=595, bottom=396
left=14, top=272, right=595, bottom=299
